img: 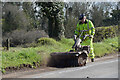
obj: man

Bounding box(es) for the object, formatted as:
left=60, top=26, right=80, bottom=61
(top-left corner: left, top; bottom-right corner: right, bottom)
left=74, top=14, right=95, bottom=62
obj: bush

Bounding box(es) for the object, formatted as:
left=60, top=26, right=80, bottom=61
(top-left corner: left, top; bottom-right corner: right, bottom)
left=37, top=37, right=60, bottom=46
left=2, top=29, right=49, bottom=47
left=59, top=38, right=74, bottom=46
left=94, top=25, right=118, bottom=42
left=65, top=25, right=118, bottom=42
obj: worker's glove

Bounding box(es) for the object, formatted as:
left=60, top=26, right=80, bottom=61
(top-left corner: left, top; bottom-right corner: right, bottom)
left=89, top=35, right=93, bottom=38
left=74, top=35, right=77, bottom=41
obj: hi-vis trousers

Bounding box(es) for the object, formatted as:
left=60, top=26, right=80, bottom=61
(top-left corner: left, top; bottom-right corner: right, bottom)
left=81, top=38, right=95, bottom=59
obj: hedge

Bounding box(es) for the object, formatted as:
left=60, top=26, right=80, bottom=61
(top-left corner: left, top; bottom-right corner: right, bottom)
left=94, top=25, right=118, bottom=42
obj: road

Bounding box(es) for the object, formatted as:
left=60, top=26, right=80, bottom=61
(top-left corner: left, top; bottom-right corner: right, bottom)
left=21, top=58, right=118, bottom=78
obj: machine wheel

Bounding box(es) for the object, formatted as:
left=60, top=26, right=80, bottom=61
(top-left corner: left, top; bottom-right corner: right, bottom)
left=78, top=54, right=87, bottom=66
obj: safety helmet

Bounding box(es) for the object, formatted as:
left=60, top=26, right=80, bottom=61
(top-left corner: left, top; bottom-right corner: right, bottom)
left=79, top=14, right=86, bottom=20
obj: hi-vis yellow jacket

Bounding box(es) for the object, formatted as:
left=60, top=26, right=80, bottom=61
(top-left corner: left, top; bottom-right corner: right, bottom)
left=74, top=19, right=95, bottom=40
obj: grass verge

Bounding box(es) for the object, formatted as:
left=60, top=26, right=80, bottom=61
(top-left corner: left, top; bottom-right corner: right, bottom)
left=2, top=37, right=118, bottom=73
left=94, top=37, right=118, bottom=57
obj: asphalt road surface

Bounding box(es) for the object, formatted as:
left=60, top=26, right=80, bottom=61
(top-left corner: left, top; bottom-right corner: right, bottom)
left=22, top=58, right=118, bottom=78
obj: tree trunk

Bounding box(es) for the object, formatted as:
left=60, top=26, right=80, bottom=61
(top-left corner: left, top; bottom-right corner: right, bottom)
left=54, top=16, right=65, bottom=40
left=48, top=17, right=54, bottom=38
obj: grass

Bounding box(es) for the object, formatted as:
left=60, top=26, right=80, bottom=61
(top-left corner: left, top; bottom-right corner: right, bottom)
left=2, top=37, right=118, bottom=72
left=2, top=38, right=74, bottom=69
left=94, top=37, right=118, bottom=57
left=2, top=48, right=42, bottom=68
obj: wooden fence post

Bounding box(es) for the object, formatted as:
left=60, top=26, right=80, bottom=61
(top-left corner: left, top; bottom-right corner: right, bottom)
left=6, top=39, right=10, bottom=50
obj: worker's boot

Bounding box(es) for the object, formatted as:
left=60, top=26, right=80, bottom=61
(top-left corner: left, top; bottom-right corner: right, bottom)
left=91, top=58, right=94, bottom=62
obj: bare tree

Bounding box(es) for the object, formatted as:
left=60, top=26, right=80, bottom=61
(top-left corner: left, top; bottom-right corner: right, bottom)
left=2, top=2, right=32, bottom=34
